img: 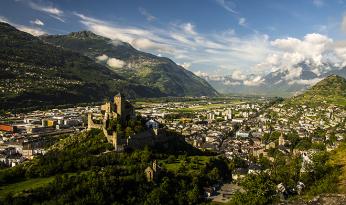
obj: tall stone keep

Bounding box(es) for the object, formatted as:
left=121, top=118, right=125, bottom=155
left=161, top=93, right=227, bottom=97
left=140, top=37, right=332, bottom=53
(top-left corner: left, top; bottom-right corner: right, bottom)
left=114, top=93, right=125, bottom=118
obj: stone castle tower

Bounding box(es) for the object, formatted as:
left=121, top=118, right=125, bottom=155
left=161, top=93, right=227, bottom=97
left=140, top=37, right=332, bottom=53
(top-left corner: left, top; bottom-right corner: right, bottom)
left=87, top=93, right=135, bottom=151
left=114, top=93, right=125, bottom=122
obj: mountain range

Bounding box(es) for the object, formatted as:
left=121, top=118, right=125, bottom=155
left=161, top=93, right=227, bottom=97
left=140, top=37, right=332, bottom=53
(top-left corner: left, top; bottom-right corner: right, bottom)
left=0, top=23, right=217, bottom=110
left=201, top=62, right=346, bottom=97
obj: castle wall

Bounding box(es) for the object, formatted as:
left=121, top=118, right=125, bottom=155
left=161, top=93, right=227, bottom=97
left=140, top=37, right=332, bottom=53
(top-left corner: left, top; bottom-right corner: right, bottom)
left=87, top=113, right=102, bottom=130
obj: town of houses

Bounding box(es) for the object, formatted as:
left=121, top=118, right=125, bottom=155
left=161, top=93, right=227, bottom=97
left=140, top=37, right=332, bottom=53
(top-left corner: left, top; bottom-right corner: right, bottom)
left=0, top=106, right=99, bottom=167
left=1, top=97, right=345, bottom=193
left=136, top=98, right=346, bottom=186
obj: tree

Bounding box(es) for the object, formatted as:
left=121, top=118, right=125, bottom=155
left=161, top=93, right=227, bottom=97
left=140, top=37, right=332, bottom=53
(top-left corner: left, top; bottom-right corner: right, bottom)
left=208, top=167, right=220, bottom=182
left=125, top=127, right=134, bottom=137
left=187, top=185, right=200, bottom=204
left=231, top=173, right=278, bottom=205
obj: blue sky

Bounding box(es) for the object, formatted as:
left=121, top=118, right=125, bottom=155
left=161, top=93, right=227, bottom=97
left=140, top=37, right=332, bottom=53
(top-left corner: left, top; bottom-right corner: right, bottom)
left=1, top=0, right=346, bottom=80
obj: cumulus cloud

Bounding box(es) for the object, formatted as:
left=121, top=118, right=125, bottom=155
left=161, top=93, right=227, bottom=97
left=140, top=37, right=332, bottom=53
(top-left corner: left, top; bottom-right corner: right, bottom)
left=194, top=71, right=209, bottom=78
left=231, top=70, right=247, bottom=80
left=74, top=12, right=272, bottom=76
left=243, top=75, right=264, bottom=86
left=284, top=67, right=303, bottom=80
left=139, top=7, right=156, bottom=22
left=30, top=19, right=44, bottom=26
left=288, top=78, right=323, bottom=85
left=107, top=58, right=125, bottom=69
left=180, top=62, right=192, bottom=69
left=255, top=33, right=344, bottom=77
left=96, top=54, right=109, bottom=61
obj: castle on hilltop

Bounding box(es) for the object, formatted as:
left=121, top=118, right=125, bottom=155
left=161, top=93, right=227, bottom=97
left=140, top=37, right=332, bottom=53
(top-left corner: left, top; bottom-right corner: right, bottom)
left=88, top=93, right=135, bottom=151
left=101, top=93, right=135, bottom=123
left=88, top=93, right=177, bottom=152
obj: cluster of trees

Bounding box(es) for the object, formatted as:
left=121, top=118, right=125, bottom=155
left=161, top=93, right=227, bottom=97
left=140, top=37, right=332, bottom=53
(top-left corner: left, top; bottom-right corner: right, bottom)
left=229, top=145, right=343, bottom=204
left=107, top=115, right=146, bottom=137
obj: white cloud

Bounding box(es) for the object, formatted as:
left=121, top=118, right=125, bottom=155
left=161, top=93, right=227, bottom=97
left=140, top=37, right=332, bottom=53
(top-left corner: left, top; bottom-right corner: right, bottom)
left=238, top=18, right=246, bottom=26
left=29, top=2, right=63, bottom=16
left=17, top=26, right=46, bottom=36
left=139, top=7, right=156, bottom=21
left=96, top=54, right=109, bottom=61
left=215, top=0, right=238, bottom=14
left=29, top=2, right=64, bottom=22
left=231, top=70, right=247, bottom=80
left=0, top=16, right=46, bottom=36
left=224, top=81, right=241, bottom=85
left=312, top=0, right=324, bottom=7
left=288, top=78, right=323, bottom=85
left=107, top=58, right=125, bottom=68
left=0, top=16, right=10, bottom=24
left=181, top=23, right=197, bottom=35
left=284, top=66, right=303, bottom=81
left=73, top=12, right=274, bottom=76
left=30, top=19, right=44, bottom=26
left=73, top=12, right=346, bottom=82
left=243, top=75, right=264, bottom=86
left=194, top=71, right=209, bottom=78
left=341, top=15, right=346, bottom=33
left=255, top=33, right=342, bottom=77
left=180, top=62, right=192, bottom=69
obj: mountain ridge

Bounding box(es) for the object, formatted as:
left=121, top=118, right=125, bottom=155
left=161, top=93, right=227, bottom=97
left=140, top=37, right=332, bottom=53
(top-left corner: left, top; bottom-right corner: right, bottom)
left=40, top=31, right=218, bottom=97
left=0, top=22, right=217, bottom=111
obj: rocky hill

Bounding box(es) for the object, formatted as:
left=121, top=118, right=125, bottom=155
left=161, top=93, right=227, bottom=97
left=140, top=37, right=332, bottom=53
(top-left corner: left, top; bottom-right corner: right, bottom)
left=40, top=31, right=218, bottom=97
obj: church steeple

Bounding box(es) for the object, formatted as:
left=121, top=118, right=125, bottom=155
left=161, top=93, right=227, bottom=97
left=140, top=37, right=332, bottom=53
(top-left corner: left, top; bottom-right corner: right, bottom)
left=279, top=130, right=285, bottom=146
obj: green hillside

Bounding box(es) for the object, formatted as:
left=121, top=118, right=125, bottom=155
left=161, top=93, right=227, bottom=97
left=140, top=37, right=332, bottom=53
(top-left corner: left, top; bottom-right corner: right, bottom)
left=0, top=129, right=229, bottom=204
left=288, top=75, right=346, bottom=107
left=0, top=22, right=165, bottom=111
left=40, top=31, right=218, bottom=97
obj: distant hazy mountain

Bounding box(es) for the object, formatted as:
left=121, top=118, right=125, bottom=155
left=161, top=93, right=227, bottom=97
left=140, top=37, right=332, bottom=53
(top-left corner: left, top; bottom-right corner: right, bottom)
left=203, top=62, right=346, bottom=97
left=40, top=31, right=218, bottom=97
left=287, top=75, right=346, bottom=106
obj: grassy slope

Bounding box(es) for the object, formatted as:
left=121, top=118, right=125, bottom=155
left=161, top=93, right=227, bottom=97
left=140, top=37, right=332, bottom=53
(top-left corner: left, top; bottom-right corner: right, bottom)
left=329, top=143, right=346, bottom=193
left=0, top=172, right=83, bottom=199
left=0, top=177, right=54, bottom=198
left=288, top=75, right=346, bottom=107
left=160, top=156, right=212, bottom=173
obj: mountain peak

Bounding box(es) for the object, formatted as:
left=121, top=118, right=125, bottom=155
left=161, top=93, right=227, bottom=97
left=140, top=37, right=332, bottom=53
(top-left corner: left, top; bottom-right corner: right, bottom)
left=68, top=31, right=108, bottom=40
